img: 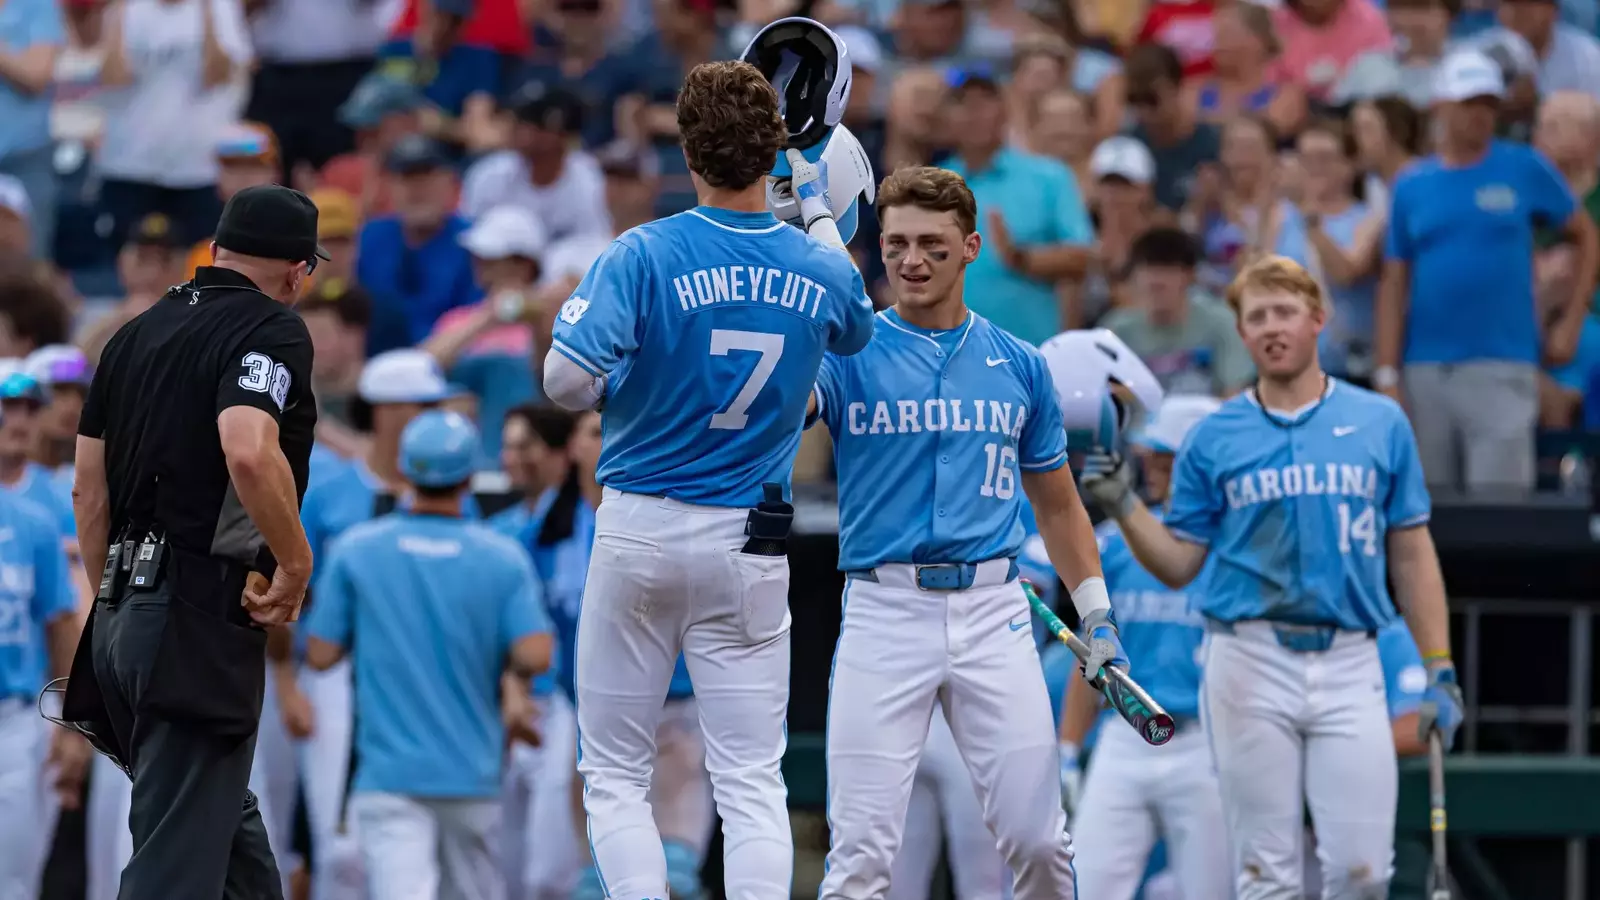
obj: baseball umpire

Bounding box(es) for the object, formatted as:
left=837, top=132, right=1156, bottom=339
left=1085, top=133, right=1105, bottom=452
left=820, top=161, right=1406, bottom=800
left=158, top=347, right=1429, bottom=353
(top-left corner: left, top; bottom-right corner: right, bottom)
left=60, top=184, right=325, bottom=899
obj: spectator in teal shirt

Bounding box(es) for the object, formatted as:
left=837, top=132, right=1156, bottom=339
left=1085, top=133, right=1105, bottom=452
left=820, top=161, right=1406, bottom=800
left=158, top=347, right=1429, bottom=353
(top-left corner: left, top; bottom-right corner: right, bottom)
left=0, top=0, right=64, bottom=258
left=942, top=68, right=1094, bottom=345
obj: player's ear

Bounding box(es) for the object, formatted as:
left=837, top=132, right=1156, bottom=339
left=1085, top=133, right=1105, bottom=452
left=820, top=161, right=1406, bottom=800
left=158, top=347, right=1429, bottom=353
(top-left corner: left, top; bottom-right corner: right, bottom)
left=963, top=230, right=981, bottom=265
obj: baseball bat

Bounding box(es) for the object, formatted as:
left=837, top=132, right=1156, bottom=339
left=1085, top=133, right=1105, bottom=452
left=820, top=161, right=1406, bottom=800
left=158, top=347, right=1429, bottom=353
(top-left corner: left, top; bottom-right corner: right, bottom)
left=1022, top=581, right=1174, bottom=746
left=1427, top=728, right=1452, bottom=900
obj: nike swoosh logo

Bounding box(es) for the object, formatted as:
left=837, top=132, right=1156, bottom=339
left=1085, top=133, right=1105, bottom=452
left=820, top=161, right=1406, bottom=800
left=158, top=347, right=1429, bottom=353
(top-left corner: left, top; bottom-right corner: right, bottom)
left=986, top=357, right=1010, bottom=367
left=1333, top=426, right=1357, bottom=437
left=1009, top=618, right=1028, bottom=631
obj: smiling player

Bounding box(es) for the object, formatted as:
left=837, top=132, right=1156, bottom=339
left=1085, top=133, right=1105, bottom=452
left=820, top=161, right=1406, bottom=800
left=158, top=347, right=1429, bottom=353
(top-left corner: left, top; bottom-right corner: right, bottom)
left=809, top=166, right=1121, bottom=900
left=1079, top=255, right=1463, bottom=898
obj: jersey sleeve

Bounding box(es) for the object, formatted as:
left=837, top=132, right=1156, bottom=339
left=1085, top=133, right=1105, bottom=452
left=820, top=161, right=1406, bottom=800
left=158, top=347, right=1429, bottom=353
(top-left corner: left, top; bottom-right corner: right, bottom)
left=78, top=336, right=117, bottom=439
left=29, top=513, right=74, bottom=624
left=500, top=548, right=554, bottom=647
left=1524, top=144, right=1578, bottom=227
left=1383, top=175, right=1414, bottom=263
left=1378, top=620, right=1427, bottom=720
left=1384, top=409, right=1431, bottom=529
left=304, top=541, right=355, bottom=649
left=810, top=352, right=845, bottom=433
left=827, top=266, right=875, bottom=357
left=549, top=239, right=646, bottom=378
left=216, top=313, right=314, bottom=424
left=1165, top=424, right=1223, bottom=546
left=1019, top=353, right=1068, bottom=472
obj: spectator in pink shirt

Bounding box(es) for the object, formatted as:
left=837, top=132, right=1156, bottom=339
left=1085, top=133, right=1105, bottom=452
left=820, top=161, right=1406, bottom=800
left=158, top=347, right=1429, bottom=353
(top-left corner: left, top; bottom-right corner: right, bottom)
left=1273, top=0, right=1394, bottom=103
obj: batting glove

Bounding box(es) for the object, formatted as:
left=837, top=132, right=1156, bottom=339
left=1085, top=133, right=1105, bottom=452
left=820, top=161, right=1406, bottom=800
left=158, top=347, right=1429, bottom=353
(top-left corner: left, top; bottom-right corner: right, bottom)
left=1080, top=607, right=1129, bottom=676
left=785, top=148, right=834, bottom=231
left=1058, top=741, right=1083, bottom=819
left=1420, top=661, right=1464, bottom=750
left=1079, top=451, right=1137, bottom=518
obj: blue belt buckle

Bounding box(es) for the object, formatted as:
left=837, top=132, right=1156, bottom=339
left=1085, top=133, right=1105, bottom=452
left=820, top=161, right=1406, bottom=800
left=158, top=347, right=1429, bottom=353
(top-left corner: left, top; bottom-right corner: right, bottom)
left=1271, top=623, right=1338, bottom=653
left=915, top=563, right=973, bottom=591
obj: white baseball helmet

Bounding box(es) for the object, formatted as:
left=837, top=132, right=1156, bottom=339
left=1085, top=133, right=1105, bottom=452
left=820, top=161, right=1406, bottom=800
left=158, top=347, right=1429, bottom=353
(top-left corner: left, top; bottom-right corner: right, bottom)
left=1131, top=394, right=1222, bottom=455
left=1039, top=329, right=1164, bottom=452
left=764, top=123, right=876, bottom=243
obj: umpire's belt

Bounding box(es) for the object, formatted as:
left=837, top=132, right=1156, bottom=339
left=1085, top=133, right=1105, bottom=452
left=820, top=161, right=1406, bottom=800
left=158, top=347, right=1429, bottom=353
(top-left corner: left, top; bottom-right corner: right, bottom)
left=1208, top=618, right=1376, bottom=654
left=848, top=558, right=1019, bottom=591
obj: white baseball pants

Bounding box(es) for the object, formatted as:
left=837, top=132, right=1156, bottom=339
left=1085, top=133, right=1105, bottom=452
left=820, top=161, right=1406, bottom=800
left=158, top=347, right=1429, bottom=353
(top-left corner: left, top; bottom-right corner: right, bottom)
left=575, top=488, right=792, bottom=900
left=0, top=699, right=49, bottom=900
left=820, top=564, right=1076, bottom=900
left=1201, top=622, right=1396, bottom=899
left=350, top=792, right=502, bottom=900
left=888, top=706, right=1009, bottom=900
left=1071, top=717, right=1230, bottom=900
left=299, top=659, right=367, bottom=900
left=500, top=691, right=581, bottom=900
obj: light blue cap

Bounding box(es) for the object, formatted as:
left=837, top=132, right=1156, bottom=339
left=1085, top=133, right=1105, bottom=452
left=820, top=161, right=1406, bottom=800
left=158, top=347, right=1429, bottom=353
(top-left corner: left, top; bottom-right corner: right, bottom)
left=400, top=409, right=480, bottom=488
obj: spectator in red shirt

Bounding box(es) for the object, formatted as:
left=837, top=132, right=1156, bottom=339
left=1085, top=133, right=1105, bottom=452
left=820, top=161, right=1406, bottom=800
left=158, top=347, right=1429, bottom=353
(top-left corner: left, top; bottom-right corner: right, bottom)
left=1273, top=0, right=1393, bottom=103
left=1136, top=0, right=1218, bottom=79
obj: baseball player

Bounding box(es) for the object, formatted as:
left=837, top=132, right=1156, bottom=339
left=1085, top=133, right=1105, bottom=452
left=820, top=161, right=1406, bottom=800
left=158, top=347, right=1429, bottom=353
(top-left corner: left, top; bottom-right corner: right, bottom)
left=290, top=349, right=475, bottom=900
left=541, top=61, right=873, bottom=900
left=303, top=410, right=554, bottom=900
left=1079, top=255, right=1465, bottom=899
left=1058, top=395, right=1232, bottom=900
left=0, top=487, right=82, bottom=896
left=808, top=166, right=1120, bottom=900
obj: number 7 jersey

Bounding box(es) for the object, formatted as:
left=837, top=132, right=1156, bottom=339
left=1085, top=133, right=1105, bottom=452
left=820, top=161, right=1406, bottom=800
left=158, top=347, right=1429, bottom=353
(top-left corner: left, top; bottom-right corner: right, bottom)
left=1165, top=380, right=1431, bottom=631
left=549, top=207, right=875, bottom=507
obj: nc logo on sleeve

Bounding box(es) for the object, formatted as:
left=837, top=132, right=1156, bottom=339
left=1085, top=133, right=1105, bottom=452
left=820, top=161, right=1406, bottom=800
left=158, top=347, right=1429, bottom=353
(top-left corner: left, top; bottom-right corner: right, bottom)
left=239, top=351, right=293, bottom=412
left=558, top=296, right=590, bottom=326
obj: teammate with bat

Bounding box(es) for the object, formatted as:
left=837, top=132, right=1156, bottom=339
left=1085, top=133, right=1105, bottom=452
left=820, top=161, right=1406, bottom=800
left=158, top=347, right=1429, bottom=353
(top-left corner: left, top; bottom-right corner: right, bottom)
left=1078, top=255, right=1464, bottom=899
left=807, top=166, right=1122, bottom=900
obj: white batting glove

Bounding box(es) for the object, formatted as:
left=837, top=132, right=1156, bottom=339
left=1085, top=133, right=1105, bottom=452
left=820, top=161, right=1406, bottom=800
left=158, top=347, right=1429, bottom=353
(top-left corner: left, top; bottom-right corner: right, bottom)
left=1059, top=741, right=1082, bottom=819
left=785, top=148, right=834, bottom=231
left=1079, top=450, right=1136, bottom=518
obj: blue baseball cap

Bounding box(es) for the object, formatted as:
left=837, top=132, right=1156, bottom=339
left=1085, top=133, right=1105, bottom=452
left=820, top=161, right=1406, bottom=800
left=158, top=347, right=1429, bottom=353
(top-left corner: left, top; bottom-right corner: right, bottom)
left=400, top=409, right=480, bottom=488
left=338, top=73, right=426, bottom=129
left=0, top=371, right=49, bottom=406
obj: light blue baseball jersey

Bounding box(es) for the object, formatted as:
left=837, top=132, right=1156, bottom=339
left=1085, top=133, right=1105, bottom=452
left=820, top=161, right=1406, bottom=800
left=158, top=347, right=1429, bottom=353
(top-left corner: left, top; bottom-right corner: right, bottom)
left=304, top=511, right=552, bottom=798
left=487, top=488, right=560, bottom=698
left=531, top=496, right=694, bottom=700
left=48, top=464, right=73, bottom=516
left=308, top=442, right=353, bottom=490
left=1378, top=618, right=1426, bottom=720
left=0, top=493, right=74, bottom=699
left=1166, top=381, right=1430, bottom=631
left=7, top=462, right=74, bottom=538
left=1097, top=517, right=1208, bottom=721
left=813, top=310, right=1068, bottom=570
left=550, top=207, right=875, bottom=507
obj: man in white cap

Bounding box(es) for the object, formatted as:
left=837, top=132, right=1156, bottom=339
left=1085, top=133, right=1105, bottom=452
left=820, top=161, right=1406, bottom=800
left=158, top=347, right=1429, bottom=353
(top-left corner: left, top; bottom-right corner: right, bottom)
left=1074, top=136, right=1158, bottom=326
left=277, top=349, right=475, bottom=900
left=1377, top=48, right=1599, bottom=492
left=0, top=174, right=32, bottom=258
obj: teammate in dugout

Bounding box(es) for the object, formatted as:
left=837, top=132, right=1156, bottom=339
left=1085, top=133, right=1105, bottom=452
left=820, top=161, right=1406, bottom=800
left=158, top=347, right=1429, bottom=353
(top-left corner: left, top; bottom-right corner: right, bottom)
left=1078, top=254, right=1464, bottom=899
left=541, top=60, right=874, bottom=900
left=303, top=409, right=554, bottom=900
left=807, top=165, right=1124, bottom=900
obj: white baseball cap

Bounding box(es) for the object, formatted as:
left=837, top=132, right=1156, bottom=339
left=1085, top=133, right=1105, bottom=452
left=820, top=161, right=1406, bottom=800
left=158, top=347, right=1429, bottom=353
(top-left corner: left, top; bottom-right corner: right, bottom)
left=836, top=25, right=885, bottom=75
left=358, top=349, right=455, bottom=404
left=1131, top=394, right=1222, bottom=454
left=0, top=175, right=30, bottom=221
left=1089, top=136, right=1156, bottom=186
left=1433, top=49, right=1505, bottom=103
left=459, top=205, right=549, bottom=261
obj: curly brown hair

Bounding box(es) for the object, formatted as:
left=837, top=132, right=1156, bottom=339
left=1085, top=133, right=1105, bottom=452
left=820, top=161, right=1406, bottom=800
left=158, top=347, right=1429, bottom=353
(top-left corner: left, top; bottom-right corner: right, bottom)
left=676, top=61, right=787, bottom=191
left=876, top=166, right=978, bottom=236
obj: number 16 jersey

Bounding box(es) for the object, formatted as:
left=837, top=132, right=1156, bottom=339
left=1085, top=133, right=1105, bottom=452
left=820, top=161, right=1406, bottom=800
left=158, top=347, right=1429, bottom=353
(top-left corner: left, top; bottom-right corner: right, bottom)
left=550, top=207, right=874, bottom=508
left=811, top=310, right=1068, bottom=572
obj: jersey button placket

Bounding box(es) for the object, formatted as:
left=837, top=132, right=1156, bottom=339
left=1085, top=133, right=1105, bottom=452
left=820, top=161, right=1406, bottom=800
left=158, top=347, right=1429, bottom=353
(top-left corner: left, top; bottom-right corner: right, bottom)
left=1290, top=433, right=1315, bottom=607
left=932, top=356, right=954, bottom=537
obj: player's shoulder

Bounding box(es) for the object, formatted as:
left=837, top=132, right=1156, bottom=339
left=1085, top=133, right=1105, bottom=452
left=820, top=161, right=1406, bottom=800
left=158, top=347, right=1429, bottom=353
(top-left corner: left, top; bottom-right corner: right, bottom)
left=973, top=315, right=1048, bottom=369
left=1, top=491, right=61, bottom=539
left=1330, top=379, right=1409, bottom=426
left=460, top=519, right=530, bottom=562
left=1180, top=392, right=1252, bottom=447
left=325, top=514, right=393, bottom=557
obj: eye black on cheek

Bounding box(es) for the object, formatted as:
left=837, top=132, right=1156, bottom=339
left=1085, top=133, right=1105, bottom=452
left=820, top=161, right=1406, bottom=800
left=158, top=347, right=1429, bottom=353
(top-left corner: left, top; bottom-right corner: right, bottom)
left=885, top=247, right=906, bottom=260
left=928, top=250, right=950, bottom=261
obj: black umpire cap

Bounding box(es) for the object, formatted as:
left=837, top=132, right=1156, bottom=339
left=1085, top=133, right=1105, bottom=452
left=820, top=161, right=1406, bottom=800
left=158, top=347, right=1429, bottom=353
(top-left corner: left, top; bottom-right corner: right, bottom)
left=215, top=184, right=330, bottom=265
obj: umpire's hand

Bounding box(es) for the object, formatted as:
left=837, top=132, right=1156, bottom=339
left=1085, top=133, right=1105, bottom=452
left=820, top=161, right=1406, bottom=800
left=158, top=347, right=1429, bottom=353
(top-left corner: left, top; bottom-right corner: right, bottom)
left=243, top=568, right=310, bottom=626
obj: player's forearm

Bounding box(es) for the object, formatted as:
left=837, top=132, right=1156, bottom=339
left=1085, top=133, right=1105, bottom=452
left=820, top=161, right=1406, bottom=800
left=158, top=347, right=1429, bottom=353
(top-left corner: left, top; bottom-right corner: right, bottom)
left=71, top=446, right=111, bottom=588
left=1023, top=467, right=1108, bottom=618
left=1059, top=670, right=1101, bottom=746
left=1113, top=499, right=1207, bottom=589
left=1389, top=525, right=1451, bottom=663
left=1019, top=244, right=1091, bottom=282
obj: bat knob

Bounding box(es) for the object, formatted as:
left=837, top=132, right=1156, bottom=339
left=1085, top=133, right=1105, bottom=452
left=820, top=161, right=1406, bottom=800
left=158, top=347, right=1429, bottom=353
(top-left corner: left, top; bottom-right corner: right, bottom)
left=1143, top=714, right=1176, bottom=746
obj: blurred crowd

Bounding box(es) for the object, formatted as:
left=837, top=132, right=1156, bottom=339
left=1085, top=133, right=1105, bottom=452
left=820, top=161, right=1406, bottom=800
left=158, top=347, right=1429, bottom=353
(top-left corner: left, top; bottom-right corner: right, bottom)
left=0, top=0, right=1595, bottom=494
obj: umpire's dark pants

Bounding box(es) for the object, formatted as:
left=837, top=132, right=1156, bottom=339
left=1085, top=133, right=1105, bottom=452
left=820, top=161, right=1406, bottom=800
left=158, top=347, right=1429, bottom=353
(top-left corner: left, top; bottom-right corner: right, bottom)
left=91, top=592, right=282, bottom=900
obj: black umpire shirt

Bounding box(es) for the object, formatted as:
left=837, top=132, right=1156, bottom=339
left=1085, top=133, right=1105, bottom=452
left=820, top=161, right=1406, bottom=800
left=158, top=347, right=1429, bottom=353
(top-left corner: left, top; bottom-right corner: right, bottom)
left=80, top=266, right=316, bottom=569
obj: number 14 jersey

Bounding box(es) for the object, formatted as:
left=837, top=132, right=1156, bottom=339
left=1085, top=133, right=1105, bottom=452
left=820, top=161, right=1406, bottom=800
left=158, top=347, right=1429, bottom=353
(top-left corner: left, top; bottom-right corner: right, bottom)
left=811, top=309, right=1068, bottom=572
